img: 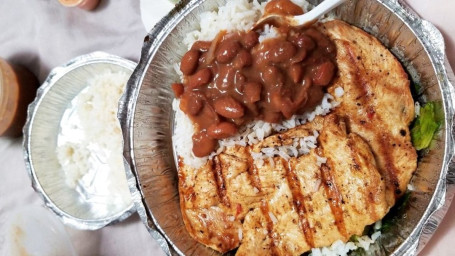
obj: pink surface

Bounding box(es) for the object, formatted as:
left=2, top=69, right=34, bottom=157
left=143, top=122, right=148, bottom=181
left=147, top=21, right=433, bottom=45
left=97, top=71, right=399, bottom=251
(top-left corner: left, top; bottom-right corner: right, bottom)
left=0, top=0, right=454, bottom=255
left=404, top=0, right=455, bottom=69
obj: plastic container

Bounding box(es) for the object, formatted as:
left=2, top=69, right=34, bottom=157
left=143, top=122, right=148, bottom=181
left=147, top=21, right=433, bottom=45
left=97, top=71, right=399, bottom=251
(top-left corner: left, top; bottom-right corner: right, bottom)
left=0, top=205, right=77, bottom=256
left=0, top=58, right=38, bottom=137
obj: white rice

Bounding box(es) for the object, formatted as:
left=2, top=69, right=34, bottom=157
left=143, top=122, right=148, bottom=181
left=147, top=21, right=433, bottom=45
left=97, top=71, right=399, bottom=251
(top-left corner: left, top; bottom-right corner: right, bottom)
left=258, top=24, right=280, bottom=42
left=310, top=221, right=383, bottom=256
left=183, top=0, right=316, bottom=49
left=56, top=70, right=133, bottom=212
left=183, top=0, right=266, bottom=49
left=334, top=87, right=344, bottom=98
left=251, top=130, right=319, bottom=167
left=174, top=0, right=381, bottom=255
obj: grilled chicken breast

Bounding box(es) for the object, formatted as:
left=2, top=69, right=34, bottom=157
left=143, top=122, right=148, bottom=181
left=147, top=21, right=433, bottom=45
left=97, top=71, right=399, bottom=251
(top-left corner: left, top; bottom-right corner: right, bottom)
left=177, top=20, right=416, bottom=255
left=320, top=20, right=417, bottom=207
left=179, top=115, right=389, bottom=254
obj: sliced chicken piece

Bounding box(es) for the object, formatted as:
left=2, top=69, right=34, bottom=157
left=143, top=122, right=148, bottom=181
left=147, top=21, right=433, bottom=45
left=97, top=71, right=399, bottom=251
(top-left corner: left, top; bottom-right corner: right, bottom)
left=179, top=115, right=389, bottom=255
left=318, top=115, right=389, bottom=236
left=178, top=158, right=242, bottom=252
left=319, top=20, right=417, bottom=206
left=236, top=114, right=388, bottom=255
left=179, top=146, right=268, bottom=252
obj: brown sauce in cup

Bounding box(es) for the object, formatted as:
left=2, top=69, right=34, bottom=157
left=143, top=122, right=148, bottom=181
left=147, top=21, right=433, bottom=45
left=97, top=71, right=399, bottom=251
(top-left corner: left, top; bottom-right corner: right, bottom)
left=172, top=0, right=337, bottom=157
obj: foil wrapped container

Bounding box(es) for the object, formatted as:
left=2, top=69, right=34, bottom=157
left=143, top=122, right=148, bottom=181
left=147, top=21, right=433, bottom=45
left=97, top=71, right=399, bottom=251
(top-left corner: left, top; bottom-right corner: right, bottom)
left=23, top=52, right=137, bottom=230
left=119, top=0, right=455, bottom=255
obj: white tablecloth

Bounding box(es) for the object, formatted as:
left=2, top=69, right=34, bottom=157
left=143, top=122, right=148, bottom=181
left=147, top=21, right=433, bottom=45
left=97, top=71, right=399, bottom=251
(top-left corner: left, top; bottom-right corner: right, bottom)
left=0, top=0, right=454, bottom=255
left=0, top=0, right=164, bottom=255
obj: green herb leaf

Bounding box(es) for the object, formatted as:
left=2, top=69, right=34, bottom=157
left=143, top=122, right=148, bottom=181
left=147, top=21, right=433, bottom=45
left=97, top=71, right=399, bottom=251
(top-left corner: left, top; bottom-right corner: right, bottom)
left=411, top=102, right=442, bottom=150
left=349, top=235, right=360, bottom=243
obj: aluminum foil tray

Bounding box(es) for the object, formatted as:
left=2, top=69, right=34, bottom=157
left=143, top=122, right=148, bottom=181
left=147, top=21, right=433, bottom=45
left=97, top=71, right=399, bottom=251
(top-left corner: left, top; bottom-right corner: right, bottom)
left=24, top=52, right=137, bottom=230
left=119, top=0, right=455, bottom=255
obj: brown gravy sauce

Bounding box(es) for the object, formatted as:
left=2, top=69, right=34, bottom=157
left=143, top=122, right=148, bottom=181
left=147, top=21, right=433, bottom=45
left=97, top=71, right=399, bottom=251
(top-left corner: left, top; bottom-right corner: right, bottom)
left=264, top=0, right=304, bottom=16
left=172, top=0, right=337, bottom=157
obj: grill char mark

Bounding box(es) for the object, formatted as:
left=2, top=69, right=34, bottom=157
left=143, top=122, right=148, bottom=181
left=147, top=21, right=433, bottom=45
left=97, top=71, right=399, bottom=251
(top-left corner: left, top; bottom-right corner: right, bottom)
left=211, top=156, right=231, bottom=207
left=246, top=147, right=263, bottom=191
left=320, top=163, right=348, bottom=239
left=343, top=41, right=401, bottom=200
left=282, top=158, right=316, bottom=248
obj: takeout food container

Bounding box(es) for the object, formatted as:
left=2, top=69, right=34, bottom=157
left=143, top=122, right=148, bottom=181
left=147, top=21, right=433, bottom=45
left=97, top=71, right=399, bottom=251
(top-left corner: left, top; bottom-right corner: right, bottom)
left=23, top=52, right=137, bottom=230
left=119, top=0, right=455, bottom=255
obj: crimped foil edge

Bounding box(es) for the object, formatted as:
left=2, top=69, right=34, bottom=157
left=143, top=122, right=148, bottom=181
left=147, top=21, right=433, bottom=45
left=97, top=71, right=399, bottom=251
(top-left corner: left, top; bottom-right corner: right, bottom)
left=23, top=51, right=137, bottom=230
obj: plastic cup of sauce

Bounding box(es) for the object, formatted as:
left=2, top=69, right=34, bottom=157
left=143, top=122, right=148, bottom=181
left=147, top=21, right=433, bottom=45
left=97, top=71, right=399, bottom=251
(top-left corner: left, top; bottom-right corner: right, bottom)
left=0, top=58, right=38, bottom=137
left=58, top=0, right=100, bottom=11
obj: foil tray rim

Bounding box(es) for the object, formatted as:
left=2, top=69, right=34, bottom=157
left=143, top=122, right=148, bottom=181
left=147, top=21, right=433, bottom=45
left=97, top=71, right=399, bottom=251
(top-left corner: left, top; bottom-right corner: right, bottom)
left=23, top=51, right=138, bottom=230
left=119, top=0, right=455, bottom=255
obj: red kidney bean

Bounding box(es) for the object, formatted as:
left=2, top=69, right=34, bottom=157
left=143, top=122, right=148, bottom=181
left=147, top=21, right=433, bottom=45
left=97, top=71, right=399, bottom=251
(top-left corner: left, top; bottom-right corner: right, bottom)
left=268, top=41, right=296, bottom=63
left=207, top=122, right=238, bottom=139
left=261, top=65, right=284, bottom=87
left=234, top=72, right=246, bottom=94
left=186, top=95, right=203, bottom=116
left=290, top=48, right=307, bottom=64
left=305, top=28, right=333, bottom=52
left=171, top=83, right=184, bottom=98
left=180, top=49, right=200, bottom=75
left=214, top=96, right=245, bottom=119
left=242, top=31, right=259, bottom=49
left=216, top=40, right=240, bottom=64
left=293, top=77, right=310, bottom=106
left=192, top=131, right=217, bottom=157
left=311, top=61, right=336, bottom=86
left=243, top=82, right=262, bottom=103
left=233, top=50, right=252, bottom=69
left=288, top=64, right=303, bottom=84
left=290, top=33, right=315, bottom=50
left=269, top=89, right=283, bottom=111
left=180, top=93, right=203, bottom=116
left=186, top=68, right=212, bottom=88
left=234, top=71, right=247, bottom=85
left=280, top=96, right=294, bottom=119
